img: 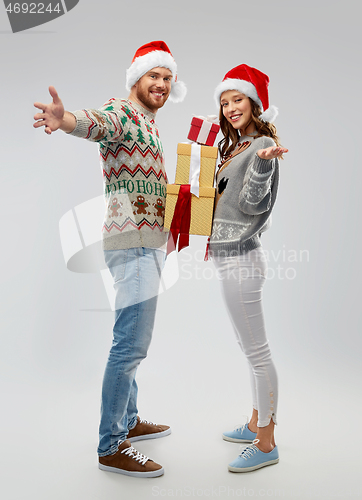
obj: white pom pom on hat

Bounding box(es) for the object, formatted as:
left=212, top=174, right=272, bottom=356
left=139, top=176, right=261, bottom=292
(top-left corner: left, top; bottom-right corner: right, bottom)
left=214, top=64, right=278, bottom=123
left=126, top=40, right=187, bottom=103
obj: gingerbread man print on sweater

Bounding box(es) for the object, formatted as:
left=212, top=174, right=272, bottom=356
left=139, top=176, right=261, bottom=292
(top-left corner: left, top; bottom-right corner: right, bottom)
left=153, top=198, right=165, bottom=218
left=109, top=197, right=122, bottom=218
left=91, top=111, right=109, bottom=142
left=132, top=195, right=150, bottom=215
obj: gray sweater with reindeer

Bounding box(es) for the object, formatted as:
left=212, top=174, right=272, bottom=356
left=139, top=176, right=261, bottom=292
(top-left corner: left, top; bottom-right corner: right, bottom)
left=209, top=135, right=279, bottom=257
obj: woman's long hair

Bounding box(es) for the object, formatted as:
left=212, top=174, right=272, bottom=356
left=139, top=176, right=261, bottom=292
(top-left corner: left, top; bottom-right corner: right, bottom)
left=218, top=98, right=282, bottom=161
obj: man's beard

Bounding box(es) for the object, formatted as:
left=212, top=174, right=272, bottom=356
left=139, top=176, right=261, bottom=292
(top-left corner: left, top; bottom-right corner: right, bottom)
left=136, top=86, right=168, bottom=112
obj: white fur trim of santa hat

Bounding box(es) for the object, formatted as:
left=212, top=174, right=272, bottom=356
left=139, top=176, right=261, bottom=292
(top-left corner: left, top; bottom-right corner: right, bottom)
left=259, top=105, right=278, bottom=123
left=126, top=48, right=186, bottom=103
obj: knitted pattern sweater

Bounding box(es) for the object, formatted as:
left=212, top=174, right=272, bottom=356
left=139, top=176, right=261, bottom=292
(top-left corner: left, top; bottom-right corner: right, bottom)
left=70, top=99, right=167, bottom=250
left=209, top=135, right=279, bottom=257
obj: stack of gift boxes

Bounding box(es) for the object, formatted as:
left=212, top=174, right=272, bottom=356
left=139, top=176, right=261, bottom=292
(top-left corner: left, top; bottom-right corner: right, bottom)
left=164, top=116, right=220, bottom=250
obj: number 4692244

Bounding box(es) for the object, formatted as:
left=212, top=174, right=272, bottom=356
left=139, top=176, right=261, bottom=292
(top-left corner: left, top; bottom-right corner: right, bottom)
left=5, top=3, right=61, bottom=14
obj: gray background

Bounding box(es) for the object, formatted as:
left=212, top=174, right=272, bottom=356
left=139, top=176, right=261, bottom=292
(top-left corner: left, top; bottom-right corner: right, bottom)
left=1, top=0, right=361, bottom=498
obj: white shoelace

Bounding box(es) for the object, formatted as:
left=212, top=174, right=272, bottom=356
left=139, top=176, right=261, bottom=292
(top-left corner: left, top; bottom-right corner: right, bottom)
left=121, top=445, right=149, bottom=465
left=239, top=439, right=260, bottom=460
left=140, top=418, right=156, bottom=425
left=234, top=423, right=247, bottom=432
left=234, top=416, right=250, bottom=432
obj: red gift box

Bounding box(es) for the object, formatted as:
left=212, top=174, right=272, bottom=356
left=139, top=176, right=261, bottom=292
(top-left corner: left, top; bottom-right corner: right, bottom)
left=187, top=116, right=220, bottom=147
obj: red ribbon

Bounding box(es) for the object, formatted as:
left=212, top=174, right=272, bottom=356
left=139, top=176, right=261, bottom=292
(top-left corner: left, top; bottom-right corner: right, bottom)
left=167, top=184, right=191, bottom=254
left=204, top=236, right=210, bottom=261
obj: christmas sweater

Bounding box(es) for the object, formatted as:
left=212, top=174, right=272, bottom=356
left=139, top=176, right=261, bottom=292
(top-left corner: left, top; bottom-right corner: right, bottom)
left=70, top=99, right=167, bottom=250
left=209, top=135, right=279, bottom=257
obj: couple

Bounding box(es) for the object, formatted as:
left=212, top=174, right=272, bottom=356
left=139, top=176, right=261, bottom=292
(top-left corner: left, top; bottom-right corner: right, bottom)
left=33, top=40, right=287, bottom=477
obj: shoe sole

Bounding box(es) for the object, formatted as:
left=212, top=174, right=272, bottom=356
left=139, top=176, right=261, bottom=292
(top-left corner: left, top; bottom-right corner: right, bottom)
left=222, top=434, right=255, bottom=443
left=228, top=458, right=279, bottom=473
left=128, top=428, right=171, bottom=443
left=98, top=463, right=164, bottom=477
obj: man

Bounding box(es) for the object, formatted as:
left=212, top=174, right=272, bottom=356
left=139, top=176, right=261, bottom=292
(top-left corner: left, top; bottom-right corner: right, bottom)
left=33, top=41, right=186, bottom=478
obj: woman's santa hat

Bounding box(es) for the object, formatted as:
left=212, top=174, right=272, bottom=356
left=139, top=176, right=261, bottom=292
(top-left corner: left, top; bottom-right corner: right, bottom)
left=214, top=64, right=278, bottom=123
left=126, top=40, right=187, bottom=103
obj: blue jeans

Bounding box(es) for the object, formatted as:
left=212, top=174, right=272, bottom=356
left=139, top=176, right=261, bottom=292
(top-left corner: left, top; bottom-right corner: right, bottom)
left=98, top=247, right=165, bottom=457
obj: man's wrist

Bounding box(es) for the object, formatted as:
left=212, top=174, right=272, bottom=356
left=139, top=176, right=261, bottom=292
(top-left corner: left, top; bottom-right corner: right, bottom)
left=60, top=111, right=77, bottom=133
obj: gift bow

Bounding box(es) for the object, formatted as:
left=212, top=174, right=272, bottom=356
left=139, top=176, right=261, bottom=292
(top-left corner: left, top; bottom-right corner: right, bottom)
left=193, top=114, right=219, bottom=123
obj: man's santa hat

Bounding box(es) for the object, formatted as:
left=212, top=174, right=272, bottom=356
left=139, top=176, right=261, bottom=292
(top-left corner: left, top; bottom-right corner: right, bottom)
left=214, top=64, right=278, bottom=123
left=126, top=40, right=187, bottom=103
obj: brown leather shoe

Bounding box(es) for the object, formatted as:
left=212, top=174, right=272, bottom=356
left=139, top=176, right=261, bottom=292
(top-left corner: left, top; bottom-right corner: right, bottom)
left=98, top=439, right=164, bottom=477
left=127, top=416, right=171, bottom=443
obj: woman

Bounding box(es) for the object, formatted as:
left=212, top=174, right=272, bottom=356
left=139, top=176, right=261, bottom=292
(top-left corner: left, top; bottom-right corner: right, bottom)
left=209, top=64, right=288, bottom=472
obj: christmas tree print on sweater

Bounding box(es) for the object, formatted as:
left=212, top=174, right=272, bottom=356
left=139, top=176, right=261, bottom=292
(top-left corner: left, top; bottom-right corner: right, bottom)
left=137, top=128, right=146, bottom=144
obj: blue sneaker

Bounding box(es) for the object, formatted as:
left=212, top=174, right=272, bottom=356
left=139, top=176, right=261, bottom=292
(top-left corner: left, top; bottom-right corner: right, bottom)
left=228, top=440, right=279, bottom=472
left=223, top=423, right=257, bottom=443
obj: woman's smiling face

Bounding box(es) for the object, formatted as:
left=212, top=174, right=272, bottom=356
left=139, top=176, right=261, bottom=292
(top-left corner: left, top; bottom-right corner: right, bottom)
left=220, top=90, right=254, bottom=132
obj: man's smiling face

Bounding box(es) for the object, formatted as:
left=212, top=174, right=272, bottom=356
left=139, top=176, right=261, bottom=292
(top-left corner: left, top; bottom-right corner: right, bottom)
left=132, top=67, right=173, bottom=113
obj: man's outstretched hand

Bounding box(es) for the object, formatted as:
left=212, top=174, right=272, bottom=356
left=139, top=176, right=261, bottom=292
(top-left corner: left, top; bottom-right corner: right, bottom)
left=33, top=86, right=75, bottom=134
